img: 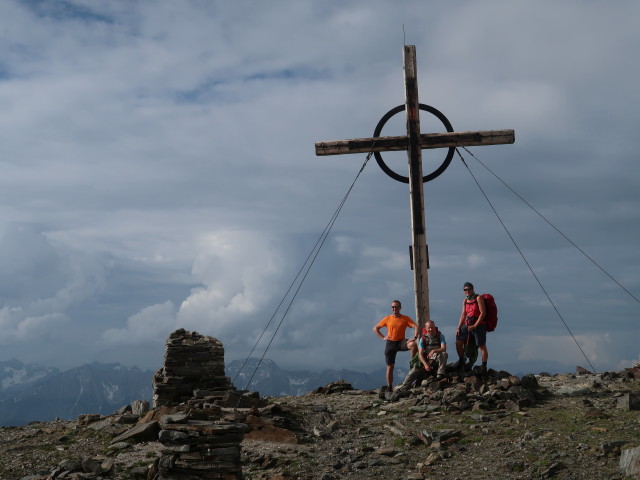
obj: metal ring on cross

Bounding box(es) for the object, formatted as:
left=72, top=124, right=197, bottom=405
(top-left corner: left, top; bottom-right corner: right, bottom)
left=373, top=104, right=455, bottom=183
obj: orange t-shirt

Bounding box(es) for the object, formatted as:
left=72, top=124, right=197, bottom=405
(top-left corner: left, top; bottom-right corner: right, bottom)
left=376, top=314, right=416, bottom=341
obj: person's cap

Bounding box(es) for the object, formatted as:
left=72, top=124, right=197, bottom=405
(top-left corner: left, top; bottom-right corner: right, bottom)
left=463, top=282, right=474, bottom=289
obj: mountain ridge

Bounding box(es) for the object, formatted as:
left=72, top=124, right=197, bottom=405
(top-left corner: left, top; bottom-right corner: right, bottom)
left=0, top=356, right=576, bottom=426
left=226, top=357, right=395, bottom=396
left=225, top=356, right=575, bottom=396
left=0, top=359, right=153, bottom=426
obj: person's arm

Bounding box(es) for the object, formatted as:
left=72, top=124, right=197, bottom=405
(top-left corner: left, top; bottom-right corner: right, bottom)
left=456, top=300, right=466, bottom=336
left=476, top=295, right=486, bottom=324
left=373, top=324, right=386, bottom=340
left=419, top=346, right=431, bottom=370
left=427, top=339, right=447, bottom=358
left=410, top=320, right=419, bottom=340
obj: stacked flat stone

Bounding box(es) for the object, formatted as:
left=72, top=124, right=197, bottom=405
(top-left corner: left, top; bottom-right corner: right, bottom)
left=153, top=329, right=234, bottom=408
left=157, top=419, right=250, bottom=480
left=150, top=329, right=251, bottom=479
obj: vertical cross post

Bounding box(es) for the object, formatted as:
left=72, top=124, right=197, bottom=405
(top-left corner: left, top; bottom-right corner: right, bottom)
left=404, top=46, right=430, bottom=331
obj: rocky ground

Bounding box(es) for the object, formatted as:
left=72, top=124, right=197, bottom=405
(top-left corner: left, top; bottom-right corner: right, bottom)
left=1, top=366, right=640, bottom=480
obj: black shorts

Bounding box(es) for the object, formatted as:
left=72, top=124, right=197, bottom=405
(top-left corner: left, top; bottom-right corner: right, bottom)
left=384, top=339, right=410, bottom=366
left=456, top=320, right=487, bottom=347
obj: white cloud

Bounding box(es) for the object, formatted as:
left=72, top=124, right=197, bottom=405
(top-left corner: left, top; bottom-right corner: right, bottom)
left=100, top=229, right=287, bottom=347
left=176, top=230, right=285, bottom=333
left=516, top=333, right=611, bottom=369
left=0, top=307, right=68, bottom=341
left=16, top=312, right=70, bottom=339
left=467, top=254, right=487, bottom=269
left=103, top=301, right=177, bottom=345
left=617, top=355, right=640, bottom=371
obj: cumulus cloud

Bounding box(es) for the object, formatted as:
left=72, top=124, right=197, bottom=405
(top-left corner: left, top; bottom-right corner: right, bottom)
left=101, top=229, right=288, bottom=349
left=0, top=307, right=70, bottom=341
left=103, top=301, right=177, bottom=345
left=176, top=230, right=285, bottom=331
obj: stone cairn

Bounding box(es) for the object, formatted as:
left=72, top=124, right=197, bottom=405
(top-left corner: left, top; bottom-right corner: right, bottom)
left=152, top=329, right=250, bottom=480
left=153, top=329, right=233, bottom=408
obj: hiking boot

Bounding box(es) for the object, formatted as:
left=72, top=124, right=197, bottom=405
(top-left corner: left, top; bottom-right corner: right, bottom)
left=481, top=365, right=488, bottom=378
left=378, top=385, right=389, bottom=400
left=451, top=359, right=464, bottom=371
left=391, top=388, right=410, bottom=401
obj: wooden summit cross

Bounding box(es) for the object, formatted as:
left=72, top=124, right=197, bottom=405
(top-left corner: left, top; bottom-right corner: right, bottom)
left=315, top=46, right=514, bottom=332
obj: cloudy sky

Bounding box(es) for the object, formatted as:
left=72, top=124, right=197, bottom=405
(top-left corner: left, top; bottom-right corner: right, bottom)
left=0, top=0, right=638, bottom=378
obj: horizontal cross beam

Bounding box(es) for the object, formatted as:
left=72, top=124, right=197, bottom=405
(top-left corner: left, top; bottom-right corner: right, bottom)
left=315, top=129, right=514, bottom=156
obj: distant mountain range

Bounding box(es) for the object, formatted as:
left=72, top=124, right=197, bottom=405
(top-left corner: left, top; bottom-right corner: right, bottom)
left=0, top=357, right=398, bottom=425
left=226, top=358, right=398, bottom=396
left=226, top=357, right=579, bottom=397
left=0, top=356, right=572, bottom=426
left=0, top=359, right=153, bottom=426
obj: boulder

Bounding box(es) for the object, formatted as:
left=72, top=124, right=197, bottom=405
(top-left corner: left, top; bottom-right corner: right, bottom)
left=110, top=420, right=160, bottom=444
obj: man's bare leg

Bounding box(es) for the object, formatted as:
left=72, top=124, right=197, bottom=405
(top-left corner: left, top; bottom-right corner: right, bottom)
left=386, top=364, right=394, bottom=389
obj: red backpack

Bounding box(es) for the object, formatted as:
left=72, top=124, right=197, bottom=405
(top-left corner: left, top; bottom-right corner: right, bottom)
left=480, top=293, right=498, bottom=332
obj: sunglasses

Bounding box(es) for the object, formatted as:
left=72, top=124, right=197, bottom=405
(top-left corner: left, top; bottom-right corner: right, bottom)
left=463, top=288, right=472, bottom=291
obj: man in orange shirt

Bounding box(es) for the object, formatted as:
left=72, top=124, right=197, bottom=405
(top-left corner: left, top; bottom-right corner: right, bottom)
left=373, top=300, right=418, bottom=391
